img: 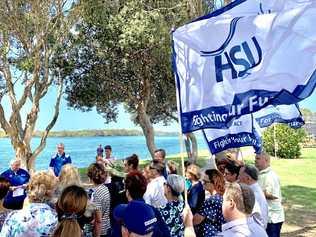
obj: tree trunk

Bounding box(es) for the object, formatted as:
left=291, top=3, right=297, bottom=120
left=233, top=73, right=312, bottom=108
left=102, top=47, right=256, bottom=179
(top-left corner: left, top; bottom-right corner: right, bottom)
left=13, top=143, right=34, bottom=172
left=184, top=133, right=198, bottom=163
left=138, top=107, right=157, bottom=159
left=189, top=133, right=198, bottom=163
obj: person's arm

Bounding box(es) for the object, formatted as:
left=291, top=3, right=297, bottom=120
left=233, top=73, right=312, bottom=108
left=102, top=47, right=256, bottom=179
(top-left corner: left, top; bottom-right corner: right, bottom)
left=183, top=206, right=196, bottom=237
left=143, top=185, right=152, bottom=206
left=48, top=158, right=57, bottom=177
left=188, top=188, right=198, bottom=211
left=263, top=190, right=278, bottom=200
left=263, top=177, right=279, bottom=200
left=93, top=210, right=102, bottom=237
left=66, top=155, right=72, bottom=164
left=193, top=198, right=207, bottom=225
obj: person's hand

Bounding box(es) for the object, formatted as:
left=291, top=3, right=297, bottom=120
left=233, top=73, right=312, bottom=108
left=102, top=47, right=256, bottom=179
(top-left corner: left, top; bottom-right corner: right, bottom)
left=182, top=205, right=196, bottom=237
left=182, top=205, right=194, bottom=227
left=10, top=186, right=18, bottom=191
left=21, top=184, right=28, bottom=189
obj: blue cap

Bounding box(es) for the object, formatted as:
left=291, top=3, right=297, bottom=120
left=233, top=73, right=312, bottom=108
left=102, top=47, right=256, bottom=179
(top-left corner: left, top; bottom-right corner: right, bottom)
left=114, top=200, right=157, bottom=235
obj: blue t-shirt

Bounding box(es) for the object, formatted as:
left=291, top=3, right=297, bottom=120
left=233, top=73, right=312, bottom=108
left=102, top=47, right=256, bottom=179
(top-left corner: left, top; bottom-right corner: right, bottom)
left=1, top=168, right=30, bottom=205
left=49, top=153, right=71, bottom=176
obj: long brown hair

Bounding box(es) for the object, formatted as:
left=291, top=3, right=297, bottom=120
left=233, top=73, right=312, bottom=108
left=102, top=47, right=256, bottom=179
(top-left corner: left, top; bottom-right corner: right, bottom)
left=53, top=185, right=87, bottom=237
left=205, top=169, right=225, bottom=195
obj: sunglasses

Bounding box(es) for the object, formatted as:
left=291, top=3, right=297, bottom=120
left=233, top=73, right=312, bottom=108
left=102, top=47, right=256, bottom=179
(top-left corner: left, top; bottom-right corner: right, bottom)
left=202, top=179, right=212, bottom=184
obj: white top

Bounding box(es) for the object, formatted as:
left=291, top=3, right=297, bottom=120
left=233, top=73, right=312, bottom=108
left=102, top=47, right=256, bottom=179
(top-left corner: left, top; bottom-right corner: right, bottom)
left=258, top=167, right=285, bottom=223
left=249, top=182, right=269, bottom=228
left=221, top=216, right=268, bottom=237
left=143, top=176, right=167, bottom=208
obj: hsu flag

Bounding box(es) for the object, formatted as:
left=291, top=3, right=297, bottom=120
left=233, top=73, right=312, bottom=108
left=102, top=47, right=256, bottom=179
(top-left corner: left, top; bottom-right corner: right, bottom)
left=173, top=0, right=316, bottom=133
left=255, top=104, right=304, bottom=129
left=203, top=114, right=262, bottom=154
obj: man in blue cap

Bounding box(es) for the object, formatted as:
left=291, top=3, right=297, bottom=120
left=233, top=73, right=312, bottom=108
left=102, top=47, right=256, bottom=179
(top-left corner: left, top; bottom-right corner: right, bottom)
left=114, top=200, right=157, bottom=237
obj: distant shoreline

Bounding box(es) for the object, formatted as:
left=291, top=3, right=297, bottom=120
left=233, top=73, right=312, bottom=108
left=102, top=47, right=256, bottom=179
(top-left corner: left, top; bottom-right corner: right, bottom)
left=0, top=129, right=178, bottom=138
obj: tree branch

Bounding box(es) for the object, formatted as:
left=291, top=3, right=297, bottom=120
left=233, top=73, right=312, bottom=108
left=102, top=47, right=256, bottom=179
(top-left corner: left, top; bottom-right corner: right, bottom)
left=0, top=104, right=11, bottom=134
left=31, top=75, right=63, bottom=161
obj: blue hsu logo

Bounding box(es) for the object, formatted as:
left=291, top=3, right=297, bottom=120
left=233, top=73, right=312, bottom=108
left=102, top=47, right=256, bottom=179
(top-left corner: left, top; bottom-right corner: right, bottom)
left=214, top=36, right=262, bottom=82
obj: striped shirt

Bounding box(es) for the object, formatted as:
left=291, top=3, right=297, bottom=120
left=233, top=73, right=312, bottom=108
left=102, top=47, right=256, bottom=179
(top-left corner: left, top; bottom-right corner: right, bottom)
left=91, top=184, right=111, bottom=235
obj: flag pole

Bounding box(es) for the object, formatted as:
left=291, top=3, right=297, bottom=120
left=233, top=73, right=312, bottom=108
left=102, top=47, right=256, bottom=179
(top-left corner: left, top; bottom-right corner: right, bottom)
left=239, top=148, right=244, bottom=162
left=178, top=130, right=188, bottom=203
left=171, top=27, right=188, bottom=204
left=273, top=124, right=278, bottom=159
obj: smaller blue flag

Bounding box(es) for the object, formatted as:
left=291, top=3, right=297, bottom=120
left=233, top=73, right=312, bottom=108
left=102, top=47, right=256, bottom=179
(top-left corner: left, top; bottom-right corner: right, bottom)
left=255, top=104, right=304, bottom=129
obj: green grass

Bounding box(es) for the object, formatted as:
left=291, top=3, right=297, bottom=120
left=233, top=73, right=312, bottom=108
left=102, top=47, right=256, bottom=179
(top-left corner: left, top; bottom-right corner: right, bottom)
left=272, top=149, right=316, bottom=211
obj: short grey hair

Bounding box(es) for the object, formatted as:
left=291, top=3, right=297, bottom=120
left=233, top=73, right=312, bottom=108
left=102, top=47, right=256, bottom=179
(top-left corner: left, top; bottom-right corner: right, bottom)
left=166, top=174, right=185, bottom=196
left=10, top=159, right=21, bottom=166
left=243, top=165, right=259, bottom=181
left=57, top=143, right=65, bottom=148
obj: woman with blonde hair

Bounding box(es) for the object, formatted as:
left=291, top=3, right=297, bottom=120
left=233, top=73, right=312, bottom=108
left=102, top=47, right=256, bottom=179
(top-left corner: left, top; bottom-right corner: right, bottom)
left=54, top=185, right=88, bottom=237
left=186, top=164, right=205, bottom=214
left=193, top=169, right=226, bottom=236
left=54, top=164, right=81, bottom=201
left=0, top=171, right=58, bottom=236
left=58, top=165, right=98, bottom=237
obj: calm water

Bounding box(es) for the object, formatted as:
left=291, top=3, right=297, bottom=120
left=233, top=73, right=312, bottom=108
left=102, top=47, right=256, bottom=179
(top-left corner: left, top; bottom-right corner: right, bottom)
left=0, top=136, right=208, bottom=172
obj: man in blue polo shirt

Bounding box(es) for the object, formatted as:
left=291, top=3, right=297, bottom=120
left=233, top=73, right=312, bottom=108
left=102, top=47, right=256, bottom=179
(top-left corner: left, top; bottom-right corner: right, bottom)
left=1, top=159, right=30, bottom=210
left=49, top=143, right=72, bottom=177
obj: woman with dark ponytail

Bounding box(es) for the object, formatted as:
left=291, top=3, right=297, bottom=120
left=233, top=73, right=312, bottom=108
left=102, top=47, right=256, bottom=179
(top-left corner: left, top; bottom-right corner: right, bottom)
left=54, top=185, right=88, bottom=237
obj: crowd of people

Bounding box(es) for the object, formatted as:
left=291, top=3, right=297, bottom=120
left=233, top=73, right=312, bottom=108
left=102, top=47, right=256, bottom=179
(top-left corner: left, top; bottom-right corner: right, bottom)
left=0, top=143, right=285, bottom=237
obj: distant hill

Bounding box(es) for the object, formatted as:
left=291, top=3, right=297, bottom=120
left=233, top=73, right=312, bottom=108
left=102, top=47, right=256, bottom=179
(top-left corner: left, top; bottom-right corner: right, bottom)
left=0, top=129, right=178, bottom=138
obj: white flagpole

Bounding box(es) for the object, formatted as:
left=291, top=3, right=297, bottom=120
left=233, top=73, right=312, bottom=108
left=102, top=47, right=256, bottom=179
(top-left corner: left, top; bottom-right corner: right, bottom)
left=238, top=148, right=244, bottom=162
left=178, top=130, right=188, bottom=203
left=172, top=29, right=188, bottom=203
left=273, top=124, right=278, bottom=159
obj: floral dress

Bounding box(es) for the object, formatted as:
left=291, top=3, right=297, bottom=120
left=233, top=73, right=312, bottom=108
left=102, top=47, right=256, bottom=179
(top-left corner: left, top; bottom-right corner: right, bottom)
left=0, top=210, right=11, bottom=230
left=0, top=203, right=57, bottom=237
left=159, top=200, right=185, bottom=237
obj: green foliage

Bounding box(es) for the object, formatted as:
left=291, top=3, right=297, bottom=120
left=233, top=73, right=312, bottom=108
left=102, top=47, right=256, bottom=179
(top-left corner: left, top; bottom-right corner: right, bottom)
left=263, top=124, right=307, bottom=159
left=63, top=0, right=191, bottom=125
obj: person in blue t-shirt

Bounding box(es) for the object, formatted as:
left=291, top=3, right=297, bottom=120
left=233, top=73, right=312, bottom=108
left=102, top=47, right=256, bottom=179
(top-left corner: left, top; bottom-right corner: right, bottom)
left=97, top=144, right=104, bottom=157
left=0, top=159, right=30, bottom=210
left=49, top=143, right=72, bottom=177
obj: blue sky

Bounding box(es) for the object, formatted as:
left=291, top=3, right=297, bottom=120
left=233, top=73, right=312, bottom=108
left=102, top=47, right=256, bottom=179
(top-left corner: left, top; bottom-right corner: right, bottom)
left=39, top=89, right=316, bottom=132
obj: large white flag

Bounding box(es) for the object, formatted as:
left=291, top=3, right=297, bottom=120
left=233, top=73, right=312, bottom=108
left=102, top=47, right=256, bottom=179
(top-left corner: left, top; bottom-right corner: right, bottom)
left=173, top=0, right=316, bottom=133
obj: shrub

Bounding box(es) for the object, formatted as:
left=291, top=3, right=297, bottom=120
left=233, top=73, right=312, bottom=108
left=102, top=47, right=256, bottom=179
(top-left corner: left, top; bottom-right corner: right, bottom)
left=263, top=124, right=306, bottom=159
